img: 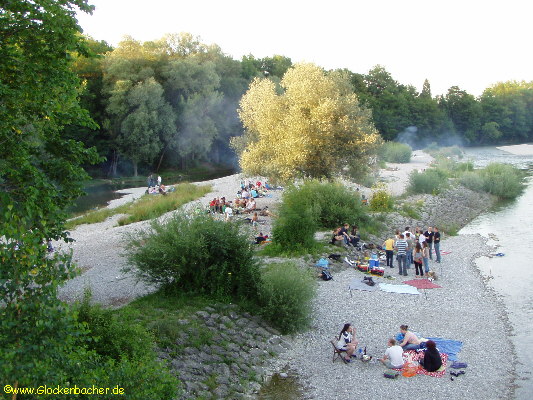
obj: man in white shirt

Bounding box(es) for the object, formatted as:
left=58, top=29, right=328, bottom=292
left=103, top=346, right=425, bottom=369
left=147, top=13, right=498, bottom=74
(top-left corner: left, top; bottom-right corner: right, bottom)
left=379, top=338, right=404, bottom=369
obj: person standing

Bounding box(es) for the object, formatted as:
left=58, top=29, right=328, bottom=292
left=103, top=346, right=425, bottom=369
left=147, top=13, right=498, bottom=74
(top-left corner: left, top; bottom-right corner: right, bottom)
left=383, top=236, right=395, bottom=268
left=424, top=226, right=434, bottom=260
left=157, top=175, right=162, bottom=187
left=379, top=338, right=404, bottom=369
left=147, top=173, right=154, bottom=189
left=413, top=242, right=424, bottom=277
left=422, top=241, right=430, bottom=274
left=405, top=232, right=414, bottom=267
left=433, top=226, right=442, bottom=263
left=395, top=234, right=408, bottom=276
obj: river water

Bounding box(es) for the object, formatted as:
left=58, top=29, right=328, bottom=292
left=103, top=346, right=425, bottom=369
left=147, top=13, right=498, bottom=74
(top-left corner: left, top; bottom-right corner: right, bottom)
left=460, top=146, right=533, bottom=399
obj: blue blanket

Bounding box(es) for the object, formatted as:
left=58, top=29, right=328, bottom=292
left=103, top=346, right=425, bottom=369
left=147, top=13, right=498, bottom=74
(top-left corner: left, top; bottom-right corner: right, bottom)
left=394, top=334, right=463, bottom=361
left=426, top=337, right=463, bottom=362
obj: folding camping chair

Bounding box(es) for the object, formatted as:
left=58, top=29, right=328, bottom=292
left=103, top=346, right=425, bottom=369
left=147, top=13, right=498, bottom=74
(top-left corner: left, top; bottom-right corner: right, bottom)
left=330, top=340, right=349, bottom=364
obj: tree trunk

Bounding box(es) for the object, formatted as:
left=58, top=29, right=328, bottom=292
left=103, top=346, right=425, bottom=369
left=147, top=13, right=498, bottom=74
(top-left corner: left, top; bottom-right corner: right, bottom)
left=156, top=144, right=168, bottom=172
left=108, top=149, right=118, bottom=177
left=133, top=161, right=138, bottom=177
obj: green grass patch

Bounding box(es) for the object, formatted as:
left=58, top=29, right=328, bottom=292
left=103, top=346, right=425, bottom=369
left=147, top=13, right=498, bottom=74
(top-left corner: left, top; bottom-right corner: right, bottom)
left=379, top=141, right=412, bottom=163
left=66, top=183, right=211, bottom=229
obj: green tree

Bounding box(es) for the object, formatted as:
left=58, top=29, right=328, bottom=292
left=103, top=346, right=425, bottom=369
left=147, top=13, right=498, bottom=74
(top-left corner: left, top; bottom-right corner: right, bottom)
left=0, top=0, right=101, bottom=389
left=439, top=86, right=482, bottom=143
left=118, top=78, right=177, bottom=176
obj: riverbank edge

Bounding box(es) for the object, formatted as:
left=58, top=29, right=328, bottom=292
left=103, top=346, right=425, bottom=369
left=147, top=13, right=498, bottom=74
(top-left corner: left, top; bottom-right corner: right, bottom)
left=61, top=158, right=519, bottom=399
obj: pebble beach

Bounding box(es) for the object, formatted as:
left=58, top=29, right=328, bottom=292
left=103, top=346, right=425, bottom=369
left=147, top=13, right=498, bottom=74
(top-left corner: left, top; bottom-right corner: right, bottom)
left=57, top=151, right=516, bottom=399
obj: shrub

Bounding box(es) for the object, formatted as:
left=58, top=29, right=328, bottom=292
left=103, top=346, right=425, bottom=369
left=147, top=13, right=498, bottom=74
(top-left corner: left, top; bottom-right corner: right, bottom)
left=259, top=262, right=316, bottom=334
left=379, top=141, right=412, bottom=163
left=369, top=183, right=394, bottom=211
left=76, top=293, right=154, bottom=361
left=126, top=212, right=261, bottom=301
left=407, top=168, right=449, bottom=195
left=269, top=181, right=368, bottom=254
left=479, top=163, right=525, bottom=199
left=459, top=171, right=485, bottom=192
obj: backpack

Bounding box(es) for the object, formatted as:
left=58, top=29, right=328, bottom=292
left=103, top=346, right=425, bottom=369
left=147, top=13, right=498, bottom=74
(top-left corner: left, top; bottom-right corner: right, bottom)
left=321, top=270, right=333, bottom=281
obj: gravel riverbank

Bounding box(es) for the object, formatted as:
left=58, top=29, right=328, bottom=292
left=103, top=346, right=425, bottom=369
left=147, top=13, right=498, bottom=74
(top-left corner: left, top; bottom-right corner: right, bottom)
left=263, top=234, right=514, bottom=399
left=57, top=153, right=516, bottom=399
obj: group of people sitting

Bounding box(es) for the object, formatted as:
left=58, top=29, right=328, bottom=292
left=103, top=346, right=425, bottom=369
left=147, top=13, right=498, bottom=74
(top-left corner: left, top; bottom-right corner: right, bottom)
left=336, top=323, right=443, bottom=372
left=331, top=223, right=360, bottom=247
left=209, top=196, right=257, bottom=220
left=147, top=184, right=170, bottom=195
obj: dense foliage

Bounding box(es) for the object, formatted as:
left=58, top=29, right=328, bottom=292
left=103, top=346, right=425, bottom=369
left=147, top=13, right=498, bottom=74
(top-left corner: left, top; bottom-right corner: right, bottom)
left=126, top=212, right=261, bottom=300
left=259, top=262, right=316, bottom=334
left=69, top=32, right=533, bottom=178
left=0, top=0, right=99, bottom=389
left=269, top=181, right=367, bottom=254
left=234, top=63, right=382, bottom=182
left=1, top=3, right=179, bottom=395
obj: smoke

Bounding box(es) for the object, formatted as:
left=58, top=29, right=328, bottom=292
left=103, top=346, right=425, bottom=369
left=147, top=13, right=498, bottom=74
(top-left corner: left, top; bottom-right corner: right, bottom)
left=395, top=126, right=465, bottom=150
left=396, top=126, right=419, bottom=148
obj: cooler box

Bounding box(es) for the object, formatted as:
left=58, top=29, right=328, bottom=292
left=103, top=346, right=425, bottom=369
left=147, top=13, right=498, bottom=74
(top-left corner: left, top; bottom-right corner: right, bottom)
left=369, top=259, right=380, bottom=268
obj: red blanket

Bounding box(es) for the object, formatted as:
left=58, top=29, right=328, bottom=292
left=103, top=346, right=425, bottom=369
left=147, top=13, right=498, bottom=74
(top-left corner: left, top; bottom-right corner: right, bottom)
left=393, top=350, right=448, bottom=377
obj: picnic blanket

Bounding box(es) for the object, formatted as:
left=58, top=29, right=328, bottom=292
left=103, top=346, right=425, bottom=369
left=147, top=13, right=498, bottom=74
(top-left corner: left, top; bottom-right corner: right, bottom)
left=394, top=335, right=463, bottom=362
left=425, top=337, right=463, bottom=362
left=394, top=350, right=449, bottom=378
left=379, top=283, right=420, bottom=295
left=348, top=278, right=379, bottom=292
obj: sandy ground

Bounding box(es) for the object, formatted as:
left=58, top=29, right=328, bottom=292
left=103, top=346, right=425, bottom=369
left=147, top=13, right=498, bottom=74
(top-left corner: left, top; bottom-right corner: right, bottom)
left=375, top=150, right=434, bottom=196
left=496, top=143, right=533, bottom=156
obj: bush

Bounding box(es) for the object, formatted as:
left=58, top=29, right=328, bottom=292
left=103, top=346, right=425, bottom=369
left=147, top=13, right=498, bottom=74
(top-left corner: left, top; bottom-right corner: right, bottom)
left=126, top=212, right=261, bottom=301
left=407, top=168, right=449, bottom=195
left=379, top=141, right=412, bottom=163
left=259, top=262, right=316, bottom=334
left=479, top=163, right=525, bottom=199
left=76, top=294, right=154, bottom=361
left=369, top=183, right=394, bottom=211
left=459, top=171, right=485, bottom=192
left=270, top=181, right=368, bottom=254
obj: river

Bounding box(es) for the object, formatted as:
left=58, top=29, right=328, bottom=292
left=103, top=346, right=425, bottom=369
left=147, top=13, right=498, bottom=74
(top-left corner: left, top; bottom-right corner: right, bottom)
left=460, top=146, right=533, bottom=400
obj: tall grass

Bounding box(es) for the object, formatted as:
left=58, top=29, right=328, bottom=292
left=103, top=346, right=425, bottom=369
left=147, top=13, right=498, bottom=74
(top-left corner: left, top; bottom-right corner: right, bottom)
left=66, top=183, right=211, bottom=229
left=478, top=163, right=525, bottom=199
left=407, top=168, right=449, bottom=195
left=259, top=262, right=316, bottom=334
left=379, top=141, right=412, bottom=163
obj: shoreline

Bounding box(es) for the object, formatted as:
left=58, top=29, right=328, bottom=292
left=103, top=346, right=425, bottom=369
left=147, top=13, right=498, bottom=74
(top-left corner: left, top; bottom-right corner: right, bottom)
left=263, top=234, right=514, bottom=400
left=58, top=152, right=516, bottom=399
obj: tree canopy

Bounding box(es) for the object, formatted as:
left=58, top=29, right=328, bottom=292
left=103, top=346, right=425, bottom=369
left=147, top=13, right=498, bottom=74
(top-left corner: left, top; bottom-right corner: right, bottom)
left=234, top=63, right=381, bottom=182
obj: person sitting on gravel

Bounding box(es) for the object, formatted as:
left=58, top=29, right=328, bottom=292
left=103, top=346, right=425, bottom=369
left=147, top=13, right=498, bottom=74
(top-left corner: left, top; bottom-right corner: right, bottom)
left=398, top=325, right=422, bottom=350
left=336, top=323, right=359, bottom=363
left=419, top=340, right=443, bottom=372
left=255, top=232, right=269, bottom=244
left=379, top=338, right=404, bottom=369
left=331, top=227, right=344, bottom=245
left=244, top=198, right=256, bottom=213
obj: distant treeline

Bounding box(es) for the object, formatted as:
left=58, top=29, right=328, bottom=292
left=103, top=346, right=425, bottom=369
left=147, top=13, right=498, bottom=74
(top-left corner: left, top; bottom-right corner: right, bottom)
left=69, top=33, right=533, bottom=177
